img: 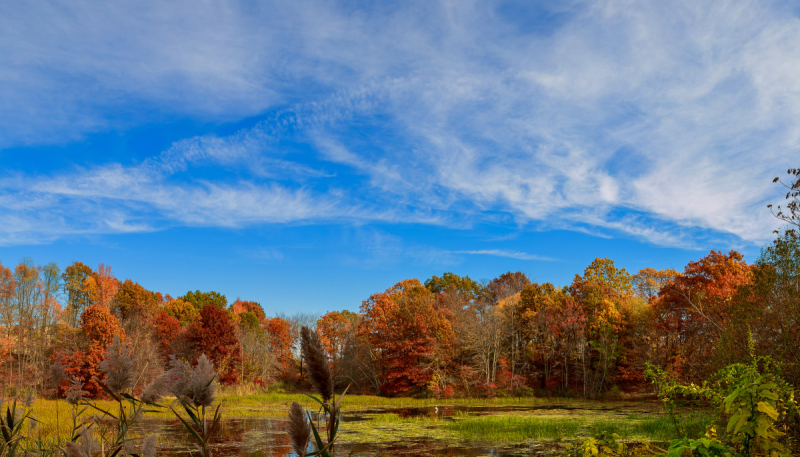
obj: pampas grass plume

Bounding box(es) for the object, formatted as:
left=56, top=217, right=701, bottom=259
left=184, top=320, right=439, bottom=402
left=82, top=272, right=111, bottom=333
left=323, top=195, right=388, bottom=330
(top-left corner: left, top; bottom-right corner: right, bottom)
left=300, top=326, right=333, bottom=403
left=141, top=434, right=157, bottom=457
left=98, top=334, right=137, bottom=395
left=288, top=401, right=310, bottom=457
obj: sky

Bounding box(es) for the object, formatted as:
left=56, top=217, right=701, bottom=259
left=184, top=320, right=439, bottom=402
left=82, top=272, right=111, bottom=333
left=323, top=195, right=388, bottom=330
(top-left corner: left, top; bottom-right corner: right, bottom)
left=0, top=0, right=797, bottom=315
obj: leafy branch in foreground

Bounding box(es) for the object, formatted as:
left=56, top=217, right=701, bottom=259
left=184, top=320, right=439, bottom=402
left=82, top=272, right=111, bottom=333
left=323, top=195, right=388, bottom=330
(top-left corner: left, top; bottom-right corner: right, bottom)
left=643, top=336, right=799, bottom=457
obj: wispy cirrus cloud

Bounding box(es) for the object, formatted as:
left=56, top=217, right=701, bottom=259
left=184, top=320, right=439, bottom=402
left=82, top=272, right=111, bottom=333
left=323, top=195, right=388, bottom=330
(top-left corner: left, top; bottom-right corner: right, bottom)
left=448, top=250, right=555, bottom=262
left=0, top=0, right=796, bottom=248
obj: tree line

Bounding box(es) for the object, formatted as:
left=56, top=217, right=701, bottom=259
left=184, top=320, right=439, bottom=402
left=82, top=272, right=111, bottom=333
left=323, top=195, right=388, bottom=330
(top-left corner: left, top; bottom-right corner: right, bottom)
left=1, top=169, right=798, bottom=399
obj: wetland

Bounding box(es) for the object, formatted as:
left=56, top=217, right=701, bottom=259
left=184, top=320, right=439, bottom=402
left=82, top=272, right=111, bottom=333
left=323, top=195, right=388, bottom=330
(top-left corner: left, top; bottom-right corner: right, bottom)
left=28, top=394, right=712, bottom=456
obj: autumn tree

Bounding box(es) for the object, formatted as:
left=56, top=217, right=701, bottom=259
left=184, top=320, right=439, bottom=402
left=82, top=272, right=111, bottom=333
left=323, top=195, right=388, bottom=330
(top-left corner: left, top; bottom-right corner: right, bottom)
left=567, top=258, right=635, bottom=396
left=632, top=267, right=680, bottom=301
left=62, top=261, right=93, bottom=327
left=230, top=299, right=266, bottom=322
left=153, top=310, right=183, bottom=367
left=733, top=230, right=800, bottom=386
left=316, top=310, right=358, bottom=379
left=652, top=250, right=753, bottom=382
left=66, top=303, right=124, bottom=397
left=486, top=271, right=530, bottom=302
left=359, top=279, right=454, bottom=395
left=83, top=264, right=118, bottom=309
left=186, top=304, right=241, bottom=385
left=265, top=317, right=294, bottom=382
left=165, top=298, right=199, bottom=326
left=0, top=262, right=14, bottom=385
left=518, top=283, right=565, bottom=389
left=113, top=279, right=158, bottom=321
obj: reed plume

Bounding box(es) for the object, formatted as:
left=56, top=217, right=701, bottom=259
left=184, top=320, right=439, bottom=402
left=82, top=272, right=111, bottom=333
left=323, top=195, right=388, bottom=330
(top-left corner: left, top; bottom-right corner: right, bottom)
left=65, top=377, right=87, bottom=405
left=165, top=353, right=217, bottom=408
left=141, top=434, right=158, bottom=457
left=64, top=426, right=99, bottom=457
left=49, top=358, right=67, bottom=389
left=98, top=334, right=138, bottom=395
left=141, top=375, right=168, bottom=403
left=287, top=401, right=311, bottom=456
left=301, top=326, right=333, bottom=403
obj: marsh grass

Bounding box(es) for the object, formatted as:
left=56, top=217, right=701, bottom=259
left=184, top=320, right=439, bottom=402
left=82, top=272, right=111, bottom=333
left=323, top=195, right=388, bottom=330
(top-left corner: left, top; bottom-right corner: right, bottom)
left=445, top=415, right=585, bottom=442
left=368, top=413, right=439, bottom=424
left=443, top=410, right=716, bottom=444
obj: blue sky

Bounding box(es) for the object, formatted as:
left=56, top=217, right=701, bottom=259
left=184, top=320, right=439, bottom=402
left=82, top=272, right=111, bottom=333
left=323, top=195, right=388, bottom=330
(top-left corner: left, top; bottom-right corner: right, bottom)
left=0, top=0, right=796, bottom=314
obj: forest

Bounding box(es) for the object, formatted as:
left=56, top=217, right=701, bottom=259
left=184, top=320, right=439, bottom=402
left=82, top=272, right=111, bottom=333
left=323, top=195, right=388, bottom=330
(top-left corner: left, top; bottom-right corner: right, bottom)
left=1, top=171, right=799, bottom=404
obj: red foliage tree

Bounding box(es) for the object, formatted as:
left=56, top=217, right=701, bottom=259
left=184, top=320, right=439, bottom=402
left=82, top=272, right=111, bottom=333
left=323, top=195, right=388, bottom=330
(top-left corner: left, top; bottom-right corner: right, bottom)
left=153, top=310, right=183, bottom=367
left=186, top=304, right=242, bottom=385
left=359, top=279, right=454, bottom=395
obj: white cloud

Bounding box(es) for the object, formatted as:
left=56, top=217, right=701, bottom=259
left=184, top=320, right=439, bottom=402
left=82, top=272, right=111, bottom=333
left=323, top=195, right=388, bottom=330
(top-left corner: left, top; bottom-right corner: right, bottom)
left=1, top=0, right=797, bottom=247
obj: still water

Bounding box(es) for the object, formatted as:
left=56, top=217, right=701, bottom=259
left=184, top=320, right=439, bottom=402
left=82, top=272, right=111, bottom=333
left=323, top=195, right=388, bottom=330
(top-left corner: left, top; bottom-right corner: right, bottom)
left=130, top=403, right=660, bottom=456
left=132, top=416, right=546, bottom=456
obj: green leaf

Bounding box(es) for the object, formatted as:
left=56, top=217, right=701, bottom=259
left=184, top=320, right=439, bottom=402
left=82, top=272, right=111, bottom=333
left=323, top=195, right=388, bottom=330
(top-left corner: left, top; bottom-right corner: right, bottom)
left=86, top=402, right=119, bottom=421
left=728, top=411, right=748, bottom=435
left=334, top=383, right=351, bottom=410
left=723, top=388, right=742, bottom=411
left=95, top=378, right=121, bottom=403
left=307, top=414, right=331, bottom=457
left=304, top=394, right=331, bottom=415
left=760, top=390, right=779, bottom=401
left=755, top=416, right=771, bottom=438
left=170, top=407, right=203, bottom=445
left=182, top=403, right=203, bottom=429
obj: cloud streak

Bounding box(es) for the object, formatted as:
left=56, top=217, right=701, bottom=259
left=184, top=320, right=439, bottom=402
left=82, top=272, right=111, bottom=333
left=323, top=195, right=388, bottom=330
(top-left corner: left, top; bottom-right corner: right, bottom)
left=448, top=250, right=555, bottom=262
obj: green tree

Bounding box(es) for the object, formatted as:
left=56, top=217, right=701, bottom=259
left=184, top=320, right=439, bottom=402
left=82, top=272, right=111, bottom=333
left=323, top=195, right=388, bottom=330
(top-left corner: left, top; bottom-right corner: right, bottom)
left=179, top=290, right=227, bottom=311
left=425, top=272, right=483, bottom=297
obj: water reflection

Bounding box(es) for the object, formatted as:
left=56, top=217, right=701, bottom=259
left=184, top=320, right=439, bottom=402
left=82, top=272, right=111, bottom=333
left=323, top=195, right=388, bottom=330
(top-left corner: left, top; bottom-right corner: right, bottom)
left=133, top=416, right=558, bottom=456
left=132, top=403, right=659, bottom=456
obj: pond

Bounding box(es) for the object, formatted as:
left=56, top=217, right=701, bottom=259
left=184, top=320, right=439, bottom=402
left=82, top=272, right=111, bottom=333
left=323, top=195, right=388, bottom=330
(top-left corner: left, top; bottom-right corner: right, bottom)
left=129, top=402, right=666, bottom=457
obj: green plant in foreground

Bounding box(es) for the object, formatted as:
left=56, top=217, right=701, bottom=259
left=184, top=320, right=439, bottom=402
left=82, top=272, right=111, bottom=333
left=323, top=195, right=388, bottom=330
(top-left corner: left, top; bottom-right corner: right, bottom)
left=643, top=337, right=799, bottom=457
left=0, top=396, right=34, bottom=457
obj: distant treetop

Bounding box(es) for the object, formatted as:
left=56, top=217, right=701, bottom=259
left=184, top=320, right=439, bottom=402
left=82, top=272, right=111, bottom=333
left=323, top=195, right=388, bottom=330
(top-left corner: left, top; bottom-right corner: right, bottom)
left=179, top=290, right=227, bottom=310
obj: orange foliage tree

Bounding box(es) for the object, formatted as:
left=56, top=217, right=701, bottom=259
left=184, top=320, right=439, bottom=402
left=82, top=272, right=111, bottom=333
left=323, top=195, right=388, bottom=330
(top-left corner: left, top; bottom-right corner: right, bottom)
left=317, top=310, right=358, bottom=375
left=230, top=299, right=266, bottom=322
left=113, top=279, right=158, bottom=321
left=84, top=264, right=118, bottom=308
left=66, top=304, right=123, bottom=397
left=652, top=250, right=753, bottom=381
left=359, top=279, right=454, bottom=395
left=265, top=317, right=294, bottom=381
